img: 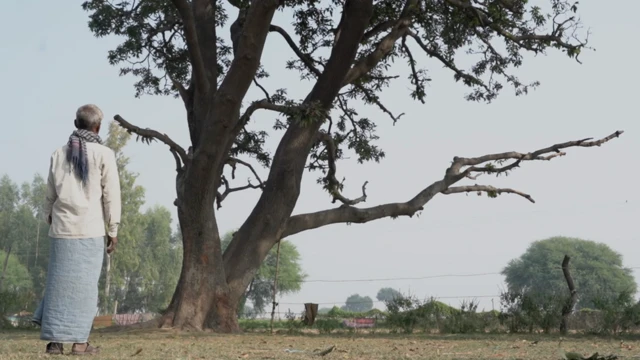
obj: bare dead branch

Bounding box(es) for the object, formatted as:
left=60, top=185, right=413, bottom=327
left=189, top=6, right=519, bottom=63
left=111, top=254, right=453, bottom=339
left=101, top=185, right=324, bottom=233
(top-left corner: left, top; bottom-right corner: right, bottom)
left=454, top=131, right=623, bottom=169
left=216, top=175, right=263, bottom=209
left=560, top=255, right=578, bottom=334
left=170, top=0, right=209, bottom=94
left=113, top=115, right=189, bottom=169
left=442, top=185, right=535, bottom=203
left=283, top=131, right=623, bottom=238
left=269, top=25, right=322, bottom=77
left=227, top=157, right=265, bottom=186
left=318, top=132, right=368, bottom=206
left=253, top=77, right=271, bottom=102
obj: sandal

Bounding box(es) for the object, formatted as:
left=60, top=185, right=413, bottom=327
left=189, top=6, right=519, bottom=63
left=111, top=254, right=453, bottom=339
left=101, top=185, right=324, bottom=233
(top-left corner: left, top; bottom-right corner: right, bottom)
left=46, top=342, right=64, bottom=355
left=71, top=343, right=100, bottom=356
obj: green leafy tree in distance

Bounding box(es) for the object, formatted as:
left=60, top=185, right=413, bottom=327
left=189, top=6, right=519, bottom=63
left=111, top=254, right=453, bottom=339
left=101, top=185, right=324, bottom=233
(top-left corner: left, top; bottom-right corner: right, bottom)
left=502, top=237, right=637, bottom=309
left=221, top=231, right=305, bottom=316
left=343, top=294, right=374, bottom=313
left=377, top=287, right=402, bottom=303
left=81, top=0, right=621, bottom=331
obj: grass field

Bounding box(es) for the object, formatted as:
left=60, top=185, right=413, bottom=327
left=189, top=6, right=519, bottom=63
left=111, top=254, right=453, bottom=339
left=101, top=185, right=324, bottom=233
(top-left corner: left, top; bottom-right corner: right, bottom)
left=1, top=330, right=638, bottom=359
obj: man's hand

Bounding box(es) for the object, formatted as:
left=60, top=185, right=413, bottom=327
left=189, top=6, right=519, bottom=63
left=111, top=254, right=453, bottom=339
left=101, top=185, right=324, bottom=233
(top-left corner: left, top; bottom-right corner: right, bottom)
left=106, top=236, right=118, bottom=254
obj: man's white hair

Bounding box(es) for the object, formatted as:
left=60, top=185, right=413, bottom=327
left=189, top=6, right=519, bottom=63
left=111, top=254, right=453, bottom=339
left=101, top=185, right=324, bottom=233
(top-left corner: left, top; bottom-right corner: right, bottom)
left=75, top=104, right=104, bottom=129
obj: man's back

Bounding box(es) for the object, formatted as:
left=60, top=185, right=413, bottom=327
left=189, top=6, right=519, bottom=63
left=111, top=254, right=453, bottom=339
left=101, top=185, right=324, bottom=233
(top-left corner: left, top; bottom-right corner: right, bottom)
left=45, top=142, right=121, bottom=239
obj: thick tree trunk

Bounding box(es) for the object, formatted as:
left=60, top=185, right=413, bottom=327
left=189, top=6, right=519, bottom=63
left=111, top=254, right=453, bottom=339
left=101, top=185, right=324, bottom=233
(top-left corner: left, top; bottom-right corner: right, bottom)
left=162, top=180, right=239, bottom=332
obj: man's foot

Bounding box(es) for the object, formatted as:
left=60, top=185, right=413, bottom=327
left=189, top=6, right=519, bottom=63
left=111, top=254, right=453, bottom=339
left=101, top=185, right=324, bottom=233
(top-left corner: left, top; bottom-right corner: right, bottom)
left=45, top=342, right=64, bottom=355
left=71, top=343, right=100, bottom=356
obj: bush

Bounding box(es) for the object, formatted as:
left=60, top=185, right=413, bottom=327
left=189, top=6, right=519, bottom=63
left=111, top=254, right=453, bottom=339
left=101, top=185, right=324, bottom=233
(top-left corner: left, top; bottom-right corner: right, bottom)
left=441, top=299, right=492, bottom=334
left=385, top=294, right=465, bottom=334
left=314, top=318, right=343, bottom=334
left=499, top=290, right=564, bottom=333
left=590, top=291, right=640, bottom=335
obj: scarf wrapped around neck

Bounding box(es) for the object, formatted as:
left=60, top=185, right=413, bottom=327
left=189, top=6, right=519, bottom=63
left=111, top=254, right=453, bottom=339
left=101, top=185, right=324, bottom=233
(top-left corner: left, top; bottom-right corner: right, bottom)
left=67, top=129, right=103, bottom=185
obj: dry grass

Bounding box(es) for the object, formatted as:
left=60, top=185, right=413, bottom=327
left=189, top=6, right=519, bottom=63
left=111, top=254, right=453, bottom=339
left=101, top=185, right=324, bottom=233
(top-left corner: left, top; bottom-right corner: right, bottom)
left=0, top=330, right=638, bottom=359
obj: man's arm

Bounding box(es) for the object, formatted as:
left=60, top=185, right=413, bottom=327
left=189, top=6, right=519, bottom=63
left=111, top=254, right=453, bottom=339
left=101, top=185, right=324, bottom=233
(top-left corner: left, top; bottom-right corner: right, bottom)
left=101, top=149, right=121, bottom=238
left=44, top=155, right=57, bottom=224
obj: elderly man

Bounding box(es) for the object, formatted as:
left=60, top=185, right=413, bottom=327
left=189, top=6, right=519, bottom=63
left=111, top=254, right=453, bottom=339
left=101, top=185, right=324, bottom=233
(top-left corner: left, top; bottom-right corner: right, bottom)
left=32, top=104, right=121, bottom=356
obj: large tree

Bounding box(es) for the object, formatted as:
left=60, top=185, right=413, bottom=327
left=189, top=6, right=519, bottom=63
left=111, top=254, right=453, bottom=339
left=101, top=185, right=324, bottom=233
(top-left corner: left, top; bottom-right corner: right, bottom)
left=82, top=0, right=622, bottom=331
left=502, top=237, right=637, bottom=309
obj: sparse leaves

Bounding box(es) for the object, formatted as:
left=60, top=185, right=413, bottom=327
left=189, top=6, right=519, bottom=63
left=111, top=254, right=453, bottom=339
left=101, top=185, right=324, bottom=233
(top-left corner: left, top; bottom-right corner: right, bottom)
left=86, top=0, right=593, bottom=211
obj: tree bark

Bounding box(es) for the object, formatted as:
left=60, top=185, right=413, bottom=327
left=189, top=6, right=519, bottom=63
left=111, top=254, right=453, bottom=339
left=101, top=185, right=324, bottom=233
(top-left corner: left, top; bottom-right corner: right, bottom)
left=560, top=255, right=577, bottom=334
left=161, top=180, right=239, bottom=332
left=223, top=0, right=375, bottom=306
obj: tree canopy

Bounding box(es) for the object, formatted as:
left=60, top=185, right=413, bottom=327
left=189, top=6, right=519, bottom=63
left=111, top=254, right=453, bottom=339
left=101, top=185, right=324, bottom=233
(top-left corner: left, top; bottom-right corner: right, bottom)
left=343, top=294, right=374, bottom=312
left=80, top=0, right=623, bottom=331
left=502, top=237, right=637, bottom=309
left=377, top=287, right=402, bottom=302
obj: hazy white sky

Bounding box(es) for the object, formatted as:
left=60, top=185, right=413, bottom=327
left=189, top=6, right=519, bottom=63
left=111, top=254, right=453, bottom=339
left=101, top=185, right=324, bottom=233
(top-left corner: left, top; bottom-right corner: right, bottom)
left=1, top=0, right=638, bottom=315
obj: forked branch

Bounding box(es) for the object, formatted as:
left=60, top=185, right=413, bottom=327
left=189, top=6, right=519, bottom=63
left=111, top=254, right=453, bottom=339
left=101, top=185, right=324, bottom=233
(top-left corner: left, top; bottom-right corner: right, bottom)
left=216, top=157, right=266, bottom=209
left=216, top=175, right=263, bottom=209
left=318, top=132, right=368, bottom=206
left=113, top=115, right=189, bottom=170
left=283, top=131, right=623, bottom=238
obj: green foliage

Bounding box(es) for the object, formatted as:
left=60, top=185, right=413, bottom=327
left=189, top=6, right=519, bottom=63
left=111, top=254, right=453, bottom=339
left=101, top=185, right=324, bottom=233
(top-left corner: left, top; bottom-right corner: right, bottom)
left=590, top=290, right=640, bottom=335
left=376, top=287, right=402, bottom=302
left=499, top=289, right=565, bottom=333
left=0, top=175, right=49, bottom=311
left=82, top=0, right=590, bottom=201
left=0, top=250, right=33, bottom=294
left=502, top=237, right=637, bottom=309
left=324, top=306, right=386, bottom=319
left=0, top=250, right=34, bottom=316
left=385, top=294, right=456, bottom=334
left=343, top=294, right=374, bottom=313
left=221, top=231, right=306, bottom=316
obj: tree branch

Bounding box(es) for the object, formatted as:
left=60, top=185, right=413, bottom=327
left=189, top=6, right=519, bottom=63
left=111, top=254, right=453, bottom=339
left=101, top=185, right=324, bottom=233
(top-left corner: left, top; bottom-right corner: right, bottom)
left=170, top=0, right=209, bottom=94
left=442, top=185, right=535, bottom=203
left=227, top=157, right=265, bottom=186
left=454, top=131, right=623, bottom=169
left=318, top=132, right=368, bottom=206
left=408, top=31, right=489, bottom=92
left=283, top=131, right=623, bottom=238
left=216, top=175, right=262, bottom=209
left=239, top=99, right=299, bottom=124
left=113, top=115, right=189, bottom=169
left=269, top=25, right=322, bottom=77
left=342, top=0, right=418, bottom=86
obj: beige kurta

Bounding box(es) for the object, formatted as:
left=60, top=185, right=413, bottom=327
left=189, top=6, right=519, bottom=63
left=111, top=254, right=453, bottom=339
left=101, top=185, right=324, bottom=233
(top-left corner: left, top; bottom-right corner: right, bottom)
left=44, top=142, right=121, bottom=239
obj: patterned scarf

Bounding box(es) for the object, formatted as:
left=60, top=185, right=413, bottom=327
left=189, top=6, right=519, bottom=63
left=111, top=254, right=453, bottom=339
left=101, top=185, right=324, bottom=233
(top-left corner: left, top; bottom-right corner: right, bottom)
left=67, top=129, right=103, bottom=185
